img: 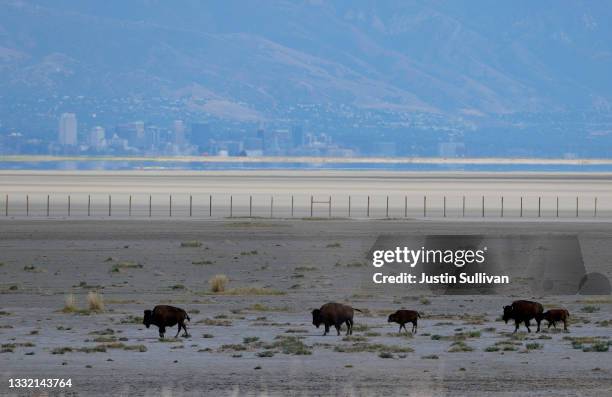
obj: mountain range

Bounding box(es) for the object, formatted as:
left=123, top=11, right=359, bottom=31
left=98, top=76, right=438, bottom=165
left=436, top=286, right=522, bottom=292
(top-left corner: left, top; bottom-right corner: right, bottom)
left=1, top=0, right=612, bottom=125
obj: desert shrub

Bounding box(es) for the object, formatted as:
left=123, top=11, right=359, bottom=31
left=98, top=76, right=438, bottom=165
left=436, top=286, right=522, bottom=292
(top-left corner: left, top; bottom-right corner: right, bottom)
left=209, top=274, right=229, bottom=293
left=63, top=294, right=78, bottom=313
left=181, top=241, right=202, bottom=248
left=448, top=341, right=473, bottom=352
left=525, top=342, right=542, bottom=350
left=87, top=292, right=105, bottom=312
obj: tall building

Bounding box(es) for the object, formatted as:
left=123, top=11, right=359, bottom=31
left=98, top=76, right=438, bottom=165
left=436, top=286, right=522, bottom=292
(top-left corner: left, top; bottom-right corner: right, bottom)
left=173, top=120, right=186, bottom=146
left=291, top=125, right=303, bottom=148
left=58, top=113, right=78, bottom=145
left=89, top=126, right=106, bottom=150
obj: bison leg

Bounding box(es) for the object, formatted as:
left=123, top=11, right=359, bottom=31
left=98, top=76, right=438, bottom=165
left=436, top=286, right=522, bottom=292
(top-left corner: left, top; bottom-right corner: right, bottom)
left=525, top=319, right=532, bottom=333
left=535, top=318, right=541, bottom=333
left=563, top=320, right=568, bottom=332
left=412, top=321, right=417, bottom=334
left=181, top=322, right=190, bottom=337
left=323, top=324, right=329, bottom=336
left=513, top=320, right=520, bottom=334
left=159, top=326, right=166, bottom=338
left=335, top=323, right=342, bottom=336
left=398, top=324, right=404, bottom=333
left=347, top=319, right=353, bottom=335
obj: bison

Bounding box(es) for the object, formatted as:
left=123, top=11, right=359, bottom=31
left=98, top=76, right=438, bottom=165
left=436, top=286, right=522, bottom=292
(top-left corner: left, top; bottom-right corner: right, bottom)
left=312, top=303, right=362, bottom=336
left=143, top=305, right=191, bottom=338
left=538, top=309, right=570, bottom=331
left=388, top=309, right=421, bottom=334
left=502, top=300, right=543, bottom=333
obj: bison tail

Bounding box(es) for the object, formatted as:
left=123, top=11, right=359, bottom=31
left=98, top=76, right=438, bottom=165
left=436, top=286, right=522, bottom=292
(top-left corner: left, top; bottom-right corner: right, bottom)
left=417, top=312, right=421, bottom=318
left=353, top=308, right=363, bottom=313
left=186, top=314, right=191, bottom=322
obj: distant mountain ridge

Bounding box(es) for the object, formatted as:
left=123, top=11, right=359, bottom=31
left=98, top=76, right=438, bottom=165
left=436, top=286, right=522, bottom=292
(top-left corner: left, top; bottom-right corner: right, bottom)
left=1, top=0, right=612, bottom=123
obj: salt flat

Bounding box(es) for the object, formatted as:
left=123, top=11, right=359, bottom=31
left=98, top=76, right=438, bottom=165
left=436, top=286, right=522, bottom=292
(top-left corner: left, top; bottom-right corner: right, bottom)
left=1, top=170, right=612, bottom=218
left=0, top=219, right=611, bottom=396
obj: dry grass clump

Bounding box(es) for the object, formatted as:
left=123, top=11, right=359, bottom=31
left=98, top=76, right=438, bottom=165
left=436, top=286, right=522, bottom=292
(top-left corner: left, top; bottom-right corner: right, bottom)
left=209, top=274, right=229, bottom=293
left=87, top=291, right=105, bottom=312
left=181, top=240, right=202, bottom=248
left=62, top=294, right=78, bottom=313
left=111, top=261, right=143, bottom=273
left=221, top=287, right=285, bottom=296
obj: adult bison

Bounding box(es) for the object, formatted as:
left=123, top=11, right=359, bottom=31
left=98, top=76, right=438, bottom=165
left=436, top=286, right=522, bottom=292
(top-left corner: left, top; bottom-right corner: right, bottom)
left=312, top=303, right=361, bottom=336
left=502, top=300, right=543, bottom=333
left=538, top=309, right=570, bottom=331
left=388, top=310, right=421, bottom=334
left=143, top=305, right=190, bottom=338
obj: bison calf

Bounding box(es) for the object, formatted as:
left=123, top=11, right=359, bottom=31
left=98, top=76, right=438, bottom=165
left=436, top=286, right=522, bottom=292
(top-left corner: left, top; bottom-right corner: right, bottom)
left=388, top=310, right=421, bottom=334
left=538, top=309, right=570, bottom=331
left=312, top=302, right=361, bottom=336
left=502, top=300, right=543, bottom=333
left=143, top=305, right=191, bottom=338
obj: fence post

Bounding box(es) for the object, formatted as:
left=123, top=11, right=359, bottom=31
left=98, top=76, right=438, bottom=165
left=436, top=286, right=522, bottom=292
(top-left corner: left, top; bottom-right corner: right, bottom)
left=291, top=195, right=294, bottom=218
left=404, top=196, right=407, bottom=218
left=169, top=195, right=172, bottom=217
left=481, top=196, right=485, bottom=217
left=594, top=197, right=597, bottom=217
left=556, top=196, right=559, bottom=218
left=86, top=195, right=90, bottom=216
left=386, top=196, right=389, bottom=218
left=423, top=196, right=426, bottom=217
left=501, top=196, right=503, bottom=218
left=367, top=196, right=370, bottom=218
left=209, top=195, right=212, bottom=217
left=311, top=196, right=313, bottom=217
left=108, top=195, right=111, bottom=217
left=250, top=196, right=253, bottom=217
left=538, top=197, right=541, bottom=217
left=329, top=196, right=331, bottom=218
left=230, top=196, right=233, bottom=218
left=443, top=196, right=446, bottom=218
left=4, top=194, right=7, bottom=217
left=149, top=195, right=152, bottom=217
left=26, top=195, right=29, bottom=216
left=129, top=195, right=132, bottom=217
left=520, top=197, right=523, bottom=217
left=462, top=196, right=465, bottom=217
left=189, top=195, right=192, bottom=217
left=270, top=196, right=273, bottom=218
left=576, top=196, right=579, bottom=217
left=68, top=195, right=71, bottom=216
left=47, top=195, right=50, bottom=217
left=348, top=196, right=351, bottom=217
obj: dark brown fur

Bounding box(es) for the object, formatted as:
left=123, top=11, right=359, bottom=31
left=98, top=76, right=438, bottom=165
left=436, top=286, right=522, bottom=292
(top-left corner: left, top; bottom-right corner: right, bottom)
left=538, top=309, right=570, bottom=331
left=311, top=302, right=361, bottom=336
left=143, top=305, right=190, bottom=338
left=502, top=300, right=544, bottom=333
left=388, top=310, right=421, bottom=333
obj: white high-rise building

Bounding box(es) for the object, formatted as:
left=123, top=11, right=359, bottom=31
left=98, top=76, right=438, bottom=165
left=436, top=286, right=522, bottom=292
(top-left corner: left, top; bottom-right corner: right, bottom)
left=173, top=120, right=186, bottom=145
left=89, top=126, right=106, bottom=149
left=59, top=113, right=78, bottom=146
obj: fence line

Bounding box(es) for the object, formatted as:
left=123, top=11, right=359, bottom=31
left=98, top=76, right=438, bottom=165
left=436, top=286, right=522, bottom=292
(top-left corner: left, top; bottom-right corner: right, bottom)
left=0, top=193, right=610, bottom=219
